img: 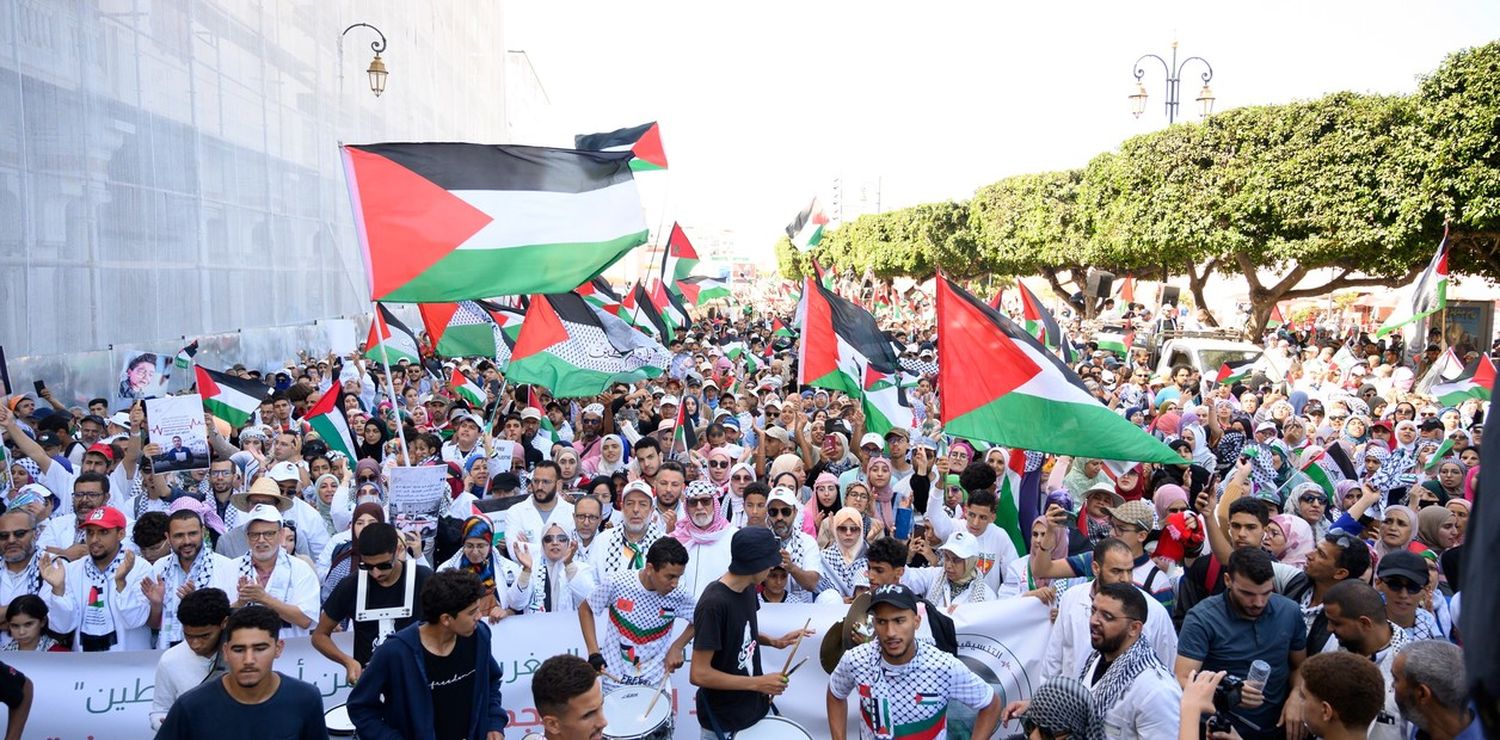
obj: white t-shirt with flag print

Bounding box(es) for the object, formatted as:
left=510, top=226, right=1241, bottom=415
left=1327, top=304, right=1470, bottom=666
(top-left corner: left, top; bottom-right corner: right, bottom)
left=829, top=639, right=995, bottom=740
left=586, top=569, right=695, bottom=692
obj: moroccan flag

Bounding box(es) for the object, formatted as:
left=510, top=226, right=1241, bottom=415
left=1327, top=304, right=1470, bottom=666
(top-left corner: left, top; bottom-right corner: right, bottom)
left=574, top=121, right=668, bottom=172
left=786, top=197, right=828, bottom=252
left=450, top=367, right=486, bottom=407
left=935, top=277, right=1182, bottom=463
left=341, top=143, right=648, bottom=302
left=306, top=388, right=356, bottom=459
left=195, top=366, right=271, bottom=427
left=1216, top=358, right=1256, bottom=385
left=577, top=278, right=623, bottom=316
left=1430, top=355, right=1496, bottom=406
left=623, top=282, right=670, bottom=342
left=420, top=301, right=503, bottom=358
left=507, top=292, right=671, bottom=398
left=860, top=363, right=914, bottom=436
left=677, top=275, right=730, bottom=305
left=796, top=274, right=901, bottom=397
left=1016, top=282, right=1063, bottom=349
left=1376, top=227, right=1449, bottom=338
left=365, top=304, right=421, bottom=364
left=661, top=223, right=699, bottom=287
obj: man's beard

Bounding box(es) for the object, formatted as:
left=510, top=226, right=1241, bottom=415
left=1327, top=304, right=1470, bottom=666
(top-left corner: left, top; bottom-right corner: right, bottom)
left=771, top=520, right=791, bottom=539
left=532, top=487, right=556, bottom=504
left=1090, top=628, right=1127, bottom=655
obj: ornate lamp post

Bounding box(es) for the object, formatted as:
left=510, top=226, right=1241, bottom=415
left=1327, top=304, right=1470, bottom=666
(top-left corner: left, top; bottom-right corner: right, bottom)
left=1129, top=41, right=1214, bottom=123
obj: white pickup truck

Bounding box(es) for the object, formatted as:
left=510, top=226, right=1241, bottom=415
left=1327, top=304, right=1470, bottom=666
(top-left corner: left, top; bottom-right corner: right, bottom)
left=1149, top=333, right=1268, bottom=394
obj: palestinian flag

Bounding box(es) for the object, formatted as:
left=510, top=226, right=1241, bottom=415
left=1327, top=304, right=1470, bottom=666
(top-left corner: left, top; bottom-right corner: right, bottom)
left=678, top=275, right=731, bottom=305
left=771, top=317, right=794, bottom=339
left=1425, top=439, right=1456, bottom=471
left=1376, top=226, right=1449, bottom=338
left=365, top=304, right=422, bottom=364
left=173, top=340, right=199, bottom=370
left=507, top=292, right=671, bottom=398
left=1216, top=358, right=1256, bottom=385
left=1430, top=355, right=1495, bottom=406
left=574, top=121, right=668, bottom=172
left=450, top=367, right=486, bottom=407
left=935, top=276, right=1182, bottom=463
left=1016, top=282, right=1063, bottom=349
left=622, top=282, right=670, bottom=341
left=860, top=363, right=914, bottom=437
left=1299, top=450, right=1338, bottom=502
left=1095, top=330, right=1132, bottom=357
left=1266, top=303, right=1286, bottom=331
left=1117, top=276, right=1135, bottom=304
left=661, top=223, right=699, bottom=287
left=577, top=277, right=623, bottom=316
left=305, top=388, right=356, bottom=460
left=796, top=273, right=901, bottom=397
left=195, top=366, right=271, bottom=427
left=420, top=301, right=504, bottom=358
left=1417, top=348, right=1465, bottom=395
left=989, top=288, right=1004, bottom=311
left=670, top=397, right=697, bottom=455
left=489, top=304, right=526, bottom=367
left=341, top=143, right=648, bottom=302
left=993, top=448, right=1028, bottom=553
left=650, top=280, right=692, bottom=338
left=785, top=197, right=828, bottom=252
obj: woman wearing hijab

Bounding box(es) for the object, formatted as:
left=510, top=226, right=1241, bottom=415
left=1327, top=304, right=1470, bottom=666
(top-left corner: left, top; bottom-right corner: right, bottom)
left=804, top=472, right=842, bottom=542
left=720, top=462, right=756, bottom=527
left=356, top=419, right=389, bottom=461
left=912, top=532, right=996, bottom=609
left=511, top=521, right=591, bottom=614
left=1445, top=497, right=1470, bottom=546
left=1414, top=505, right=1460, bottom=556
left=1371, top=420, right=1421, bottom=502
left=815, top=507, right=867, bottom=603
left=1113, top=464, right=1148, bottom=503
left=768, top=453, right=809, bottom=500
left=1376, top=505, right=1421, bottom=559
left=1422, top=460, right=1466, bottom=503
left=862, top=456, right=900, bottom=533
left=318, top=502, right=386, bottom=602
left=437, top=515, right=526, bottom=620
left=1266, top=514, right=1314, bottom=568
left=704, top=448, right=733, bottom=490
left=581, top=434, right=626, bottom=479
left=838, top=481, right=887, bottom=542
left=1178, top=412, right=1217, bottom=470
left=999, top=515, right=1078, bottom=600
left=820, top=431, right=860, bottom=477
left=1056, top=457, right=1112, bottom=500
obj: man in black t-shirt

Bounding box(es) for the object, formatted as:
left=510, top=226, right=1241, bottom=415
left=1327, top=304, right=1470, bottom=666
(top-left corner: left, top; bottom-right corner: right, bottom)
left=690, top=527, right=814, bottom=736
left=313, top=523, right=431, bottom=684
left=0, top=660, right=30, bottom=740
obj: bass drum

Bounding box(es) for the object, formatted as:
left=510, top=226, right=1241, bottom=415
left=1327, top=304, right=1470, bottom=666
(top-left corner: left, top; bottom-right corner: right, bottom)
left=324, top=703, right=356, bottom=737
left=601, top=685, right=674, bottom=740
left=733, top=715, right=814, bottom=739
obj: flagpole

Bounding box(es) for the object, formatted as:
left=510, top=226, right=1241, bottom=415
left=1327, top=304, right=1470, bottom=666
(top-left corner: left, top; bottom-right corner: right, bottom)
left=371, top=304, right=411, bottom=463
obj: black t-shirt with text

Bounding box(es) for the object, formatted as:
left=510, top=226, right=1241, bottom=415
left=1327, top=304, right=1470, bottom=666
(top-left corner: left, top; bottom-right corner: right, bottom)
left=692, top=580, right=768, bottom=733
left=324, top=564, right=431, bottom=665
left=425, top=631, right=478, bottom=740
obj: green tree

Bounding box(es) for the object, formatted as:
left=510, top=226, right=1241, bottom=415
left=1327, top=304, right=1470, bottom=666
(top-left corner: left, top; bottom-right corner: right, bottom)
left=1418, top=41, right=1500, bottom=274
left=970, top=170, right=1089, bottom=300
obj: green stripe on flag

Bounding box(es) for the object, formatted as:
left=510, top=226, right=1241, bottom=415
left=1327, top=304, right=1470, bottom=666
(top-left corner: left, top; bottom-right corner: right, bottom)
left=381, top=231, right=649, bottom=303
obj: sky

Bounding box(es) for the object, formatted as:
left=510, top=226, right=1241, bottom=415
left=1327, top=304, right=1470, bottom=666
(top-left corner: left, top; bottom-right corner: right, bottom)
left=504, top=1, right=1500, bottom=261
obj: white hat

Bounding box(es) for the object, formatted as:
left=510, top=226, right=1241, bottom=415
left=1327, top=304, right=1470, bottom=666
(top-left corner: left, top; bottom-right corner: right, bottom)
left=939, top=530, right=979, bottom=560
left=859, top=432, right=885, bottom=450
left=244, top=503, right=284, bottom=526
left=660, top=395, right=679, bottom=407
left=762, top=396, right=782, bottom=409
left=267, top=461, right=301, bottom=483
left=450, top=411, right=483, bottom=428
left=767, top=486, right=799, bottom=509
left=621, top=480, right=654, bottom=501
left=108, top=412, right=131, bottom=428
left=520, top=407, right=543, bottom=421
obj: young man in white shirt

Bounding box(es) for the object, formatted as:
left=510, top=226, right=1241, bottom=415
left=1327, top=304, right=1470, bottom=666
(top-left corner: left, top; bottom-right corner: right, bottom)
left=1041, top=538, right=1177, bottom=680
left=923, top=471, right=1019, bottom=596
left=504, top=461, right=572, bottom=561
left=50, top=505, right=153, bottom=651
left=149, top=587, right=230, bottom=730
left=1076, top=582, right=1181, bottom=739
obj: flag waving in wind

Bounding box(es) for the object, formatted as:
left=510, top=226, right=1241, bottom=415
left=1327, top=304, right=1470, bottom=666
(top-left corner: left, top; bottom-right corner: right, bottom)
left=797, top=273, right=902, bottom=398
left=196, top=366, right=272, bottom=427
left=1376, top=226, right=1449, bottom=338
left=341, top=143, right=648, bottom=301
left=306, top=388, right=356, bottom=460
left=786, top=197, right=828, bottom=252
left=574, top=121, right=668, bottom=172
left=935, top=276, right=1182, bottom=463
left=1015, top=282, right=1064, bottom=350
left=1430, top=355, right=1496, bottom=406
left=507, top=292, right=671, bottom=398
left=660, top=223, right=699, bottom=288
left=365, top=304, right=421, bottom=364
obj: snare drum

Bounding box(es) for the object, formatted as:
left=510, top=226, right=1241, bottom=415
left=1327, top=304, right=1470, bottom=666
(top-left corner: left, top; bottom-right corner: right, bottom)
left=733, top=715, right=813, bottom=739
left=324, top=703, right=356, bottom=737
left=601, top=685, right=674, bottom=740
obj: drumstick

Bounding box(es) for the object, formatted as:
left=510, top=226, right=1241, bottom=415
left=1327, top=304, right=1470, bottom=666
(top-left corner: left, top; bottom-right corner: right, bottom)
left=785, top=657, right=809, bottom=678
left=598, top=668, right=624, bottom=685
left=778, top=618, right=812, bottom=675
left=640, top=671, right=672, bottom=720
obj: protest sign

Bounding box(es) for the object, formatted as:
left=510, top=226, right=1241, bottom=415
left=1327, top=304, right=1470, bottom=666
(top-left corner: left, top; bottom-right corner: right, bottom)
left=145, top=394, right=209, bottom=473
left=324, top=318, right=357, bottom=356
left=1, top=600, right=1051, bottom=739
left=112, top=350, right=172, bottom=407
left=388, top=465, right=448, bottom=554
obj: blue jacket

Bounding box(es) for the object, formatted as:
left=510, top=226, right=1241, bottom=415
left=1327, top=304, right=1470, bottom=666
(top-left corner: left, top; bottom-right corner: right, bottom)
left=348, top=621, right=507, bottom=740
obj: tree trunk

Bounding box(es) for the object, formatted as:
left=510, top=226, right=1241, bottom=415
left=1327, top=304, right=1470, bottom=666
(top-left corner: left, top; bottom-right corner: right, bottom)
left=1232, top=253, right=1423, bottom=339
left=1184, top=258, right=1221, bottom=327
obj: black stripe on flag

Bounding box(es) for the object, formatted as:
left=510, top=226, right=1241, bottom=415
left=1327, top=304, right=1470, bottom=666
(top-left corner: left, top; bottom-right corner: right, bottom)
left=575, top=122, right=654, bottom=152
left=346, top=143, right=635, bottom=193
left=813, top=281, right=901, bottom=375
left=948, top=280, right=1094, bottom=397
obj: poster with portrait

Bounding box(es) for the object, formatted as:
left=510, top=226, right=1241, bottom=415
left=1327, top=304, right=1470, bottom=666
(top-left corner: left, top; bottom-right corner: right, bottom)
left=112, top=350, right=172, bottom=408
left=388, top=465, right=448, bottom=558
left=144, top=395, right=210, bottom=473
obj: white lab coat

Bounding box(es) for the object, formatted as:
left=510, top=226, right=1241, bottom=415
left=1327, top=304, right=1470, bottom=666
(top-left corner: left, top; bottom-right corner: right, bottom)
left=1042, top=582, right=1177, bottom=680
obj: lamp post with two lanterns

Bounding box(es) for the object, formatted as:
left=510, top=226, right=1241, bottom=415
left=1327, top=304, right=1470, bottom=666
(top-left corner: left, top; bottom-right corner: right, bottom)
left=1128, top=41, right=1214, bottom=123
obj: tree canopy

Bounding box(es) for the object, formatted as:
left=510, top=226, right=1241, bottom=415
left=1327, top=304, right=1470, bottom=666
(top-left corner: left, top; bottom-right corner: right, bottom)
left=777, top=41, right=1500, bottom=335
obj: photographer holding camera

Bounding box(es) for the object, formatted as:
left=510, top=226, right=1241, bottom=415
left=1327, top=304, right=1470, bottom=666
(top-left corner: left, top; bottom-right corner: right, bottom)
left=1183, top=653, right=1385, bottom=740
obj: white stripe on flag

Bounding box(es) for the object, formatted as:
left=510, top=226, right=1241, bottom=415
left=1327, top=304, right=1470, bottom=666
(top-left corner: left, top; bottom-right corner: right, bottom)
left=451, top=183, right=647, bottom=251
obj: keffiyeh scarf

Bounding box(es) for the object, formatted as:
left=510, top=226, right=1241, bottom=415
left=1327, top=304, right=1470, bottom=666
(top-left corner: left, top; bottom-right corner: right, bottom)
left=1082, top=635, right=1164, bottom=739
left=82, top=547, right=127, bottom=637
left=160, top=549, right=216, bottom=644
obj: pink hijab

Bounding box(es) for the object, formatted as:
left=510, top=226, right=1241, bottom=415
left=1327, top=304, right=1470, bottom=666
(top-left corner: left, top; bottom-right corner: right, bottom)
left=1270, top=514, right=1314, bottom=568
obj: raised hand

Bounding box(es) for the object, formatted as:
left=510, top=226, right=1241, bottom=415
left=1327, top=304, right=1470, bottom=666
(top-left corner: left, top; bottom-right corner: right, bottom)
left=39, top=553, right=66, bottom=592
left=141, top=575, right=166, bottom=606
left=114, top=551, right=136, bottom=592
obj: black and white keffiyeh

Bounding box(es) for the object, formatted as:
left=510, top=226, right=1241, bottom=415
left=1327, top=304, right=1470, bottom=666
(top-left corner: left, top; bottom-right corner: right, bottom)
left=1081, top=634, right=1164, bottom=736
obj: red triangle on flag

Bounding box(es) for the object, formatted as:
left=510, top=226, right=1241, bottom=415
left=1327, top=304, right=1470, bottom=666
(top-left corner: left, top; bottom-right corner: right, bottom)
left=667, top=223, right=697, bottom=260
left=194, top=366, right=220, bottom=397
left=863, top=364, right=888, bottom=391
left=632, top=123, right=668, bottom=170
left=418, top=303, right=459, bottom=347
left=342, top=147, right=495, bottom=301
left=799, top=278, right=840, bottom=383
left=1476, top=356, right=1496, bottom=388
left=307, top=383, right=341, bottom=419
left=366, top=309, right=389, bottom=348
left=511, top=295, right=568, bottom=362
left=936, top=276, right=1043, bottom=421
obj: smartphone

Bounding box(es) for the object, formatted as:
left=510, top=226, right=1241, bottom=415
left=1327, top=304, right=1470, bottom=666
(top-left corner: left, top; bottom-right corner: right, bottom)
left=33, top=379, right=45, bottom=394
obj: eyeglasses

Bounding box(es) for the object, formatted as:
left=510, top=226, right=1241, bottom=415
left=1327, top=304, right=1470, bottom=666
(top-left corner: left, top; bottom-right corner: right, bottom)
left=768, top=506, right=794, bottom=518
left=0, top=529, right=32, bottom=541
left=731, top=474, right=753, bottom=483
left=1088, top=606, right=1130, bottom=622
left=208, top=470, right=233, bottom=478
left=708, top=460, right=729, bottom=469
left=72, top=491, right=105, bottom=500
left=574, top=513, right=601, bottom=522
left=246, top=529, right=280, bottom=541
left=541, top=534, right=569, bottom=544
left=835, top=525, right=861, bottom=534
left=462, top=543, right=490, bottom=552
left=1380, top=577, right=1424, bottom=594
left=359, top=559, right=397, bottom=572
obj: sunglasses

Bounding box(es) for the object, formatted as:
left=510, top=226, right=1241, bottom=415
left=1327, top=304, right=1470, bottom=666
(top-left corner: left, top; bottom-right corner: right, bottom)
left=359, top=559, right=397, bottom=572
left=768, top=506, right=795, bottom=517
left=541, top=534, right=570, bottom=544
left=1299, top=494, right=1325, bottom=504
left=1380, top=577, right=1423, bottom=594
left=708, top=460, right=730, bottom=469
left=686, top=497, right=714, bottom=508
left=835, top=525, right=861, bottom=534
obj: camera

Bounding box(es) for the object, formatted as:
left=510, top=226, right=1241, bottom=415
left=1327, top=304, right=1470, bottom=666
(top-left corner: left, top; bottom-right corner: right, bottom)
left=1206, top=674, right=1245, bottom=734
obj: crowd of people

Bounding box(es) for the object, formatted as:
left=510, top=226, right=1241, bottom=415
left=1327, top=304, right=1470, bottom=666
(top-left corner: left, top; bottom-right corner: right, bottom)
left=0, top=283, right=1486, bottom=740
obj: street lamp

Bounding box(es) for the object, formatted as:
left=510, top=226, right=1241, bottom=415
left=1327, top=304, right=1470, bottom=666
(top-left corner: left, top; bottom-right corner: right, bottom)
left=1129, top=40, right=1214, bottom=123
left=341, top=23, right=388, bottom=97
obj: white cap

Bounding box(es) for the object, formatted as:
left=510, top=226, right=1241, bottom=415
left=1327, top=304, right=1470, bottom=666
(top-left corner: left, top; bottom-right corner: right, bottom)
left=245, top=503, right=283, bottom=526
left=621, top=480, right=655, bottom=501
left=660, top=395, right=679, bottom=407
left=520, top=407, right=543, bottom=421
left=939, top=530, right=979, bottom=560
left=767, top=486, right=800, bottom=509
left=267, top=461, right=300, bottom=482
left=450, top=411, right=483, bottom=428
left=108, top=412, right=132, bottom=428
left=859, top=432, right=885, bottom=450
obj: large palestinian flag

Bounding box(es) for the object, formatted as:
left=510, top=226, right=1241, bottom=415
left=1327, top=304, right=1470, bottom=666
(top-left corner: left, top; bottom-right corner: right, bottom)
left=365, top=304, right=421, bottom=364
left=785, top=197, right=828, bottom=252
left=195, top=366, right=271, bottom=427
left=1015, top=282, right=1063, bottom=349
left=341, top=143, right=648, bottom=302
left=419, top=301, right=511, bottom=358
left=574, top=121, right=668, bottom=172
left=1430, top=355, right=1495, bottom=406
left=796, top=274, right=901, bottom=397
left=507, top=292, right=671, bottom=398
left=1376, top=227, right=1449, bottom=338
left=677, top=275, right=731, bottom=305
left=661, top=223, right=699, bottom=288
left=306, top=389, right=356, bottom=459
left=935, top=277, right=1182, bottom=463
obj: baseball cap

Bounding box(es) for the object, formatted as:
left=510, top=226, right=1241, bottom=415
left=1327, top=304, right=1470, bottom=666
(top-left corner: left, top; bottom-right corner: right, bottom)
left=1082, top=483, right=1125, bottom=508
left=621, top=480, right=655, bottom=502
left=267, top=461, right=301, bottom=482
left=1376, top=550, right=1429, bottom=587
left=866, top=583, right=919, bottom=613
left=762, top=427, right=790, bottom=443
left=35, top=432, right=62, bottom=449
left=728, top=527, right=782, bottom=575
left=1255, top=421, right=1278, bottom=434
left=659, top=395, right=679, bottom=407
left=939, top=531, right=979, bottom=560
left=422, top=394, right=451, bottom=407
left=1104, top=499, right=1156, bottom=531
left=85, top=442, right=116, bottom=462
left=721, top=416, right=741, bottom=430
left=108, top=412, right=132, bottom=428
left=491, top=472, right=521, bottom=492
left=244, top=503, right=284, bottom=526
left=80, top=506, right=127, bottom=530
left=520, top=407, right=543, bottom=421
left=767, top=486, right=800, bottom=510
left=450, top=411, right=483, bottom=429
left=883, top=427, right=910, bottom=440
left=859, top=432, right=885, bottom=450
